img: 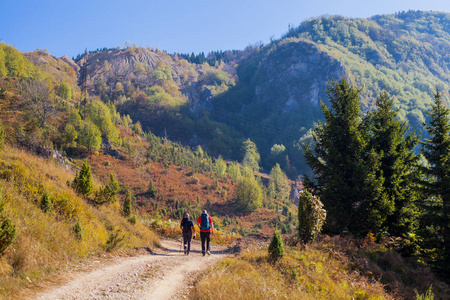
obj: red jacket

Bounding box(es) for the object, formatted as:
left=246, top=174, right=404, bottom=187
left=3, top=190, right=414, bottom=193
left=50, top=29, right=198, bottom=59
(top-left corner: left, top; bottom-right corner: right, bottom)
left=197, top=215, right=213, bottom=233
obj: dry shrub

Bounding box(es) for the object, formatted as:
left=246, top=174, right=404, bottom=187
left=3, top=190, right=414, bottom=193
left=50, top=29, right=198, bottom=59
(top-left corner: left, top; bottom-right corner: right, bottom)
left=187, top=175, right=200, bottom=185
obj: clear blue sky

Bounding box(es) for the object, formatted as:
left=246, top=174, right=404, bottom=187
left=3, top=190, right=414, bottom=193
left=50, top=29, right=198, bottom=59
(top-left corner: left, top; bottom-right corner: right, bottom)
left=2, top=0, right=450, bottom=58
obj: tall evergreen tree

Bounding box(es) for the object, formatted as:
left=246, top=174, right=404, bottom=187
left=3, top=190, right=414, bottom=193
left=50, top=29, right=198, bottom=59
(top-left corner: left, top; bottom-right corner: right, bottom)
left=420, top=88, right=450, bottom=271
left=368, top=91, right=420, bottom=242
left=123, top=189, right=133, bottom=217
left=303, top=78, right=383, bottom=235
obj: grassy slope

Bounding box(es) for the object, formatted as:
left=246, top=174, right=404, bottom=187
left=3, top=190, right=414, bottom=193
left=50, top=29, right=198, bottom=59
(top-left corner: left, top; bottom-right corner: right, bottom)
left=192, top=235, right=450, bottom=300
left=0, top=146, right=158, bottom=298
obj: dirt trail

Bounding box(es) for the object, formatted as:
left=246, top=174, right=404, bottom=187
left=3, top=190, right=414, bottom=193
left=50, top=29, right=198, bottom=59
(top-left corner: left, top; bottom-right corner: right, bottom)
left=28, top=239, right=228, bottom=300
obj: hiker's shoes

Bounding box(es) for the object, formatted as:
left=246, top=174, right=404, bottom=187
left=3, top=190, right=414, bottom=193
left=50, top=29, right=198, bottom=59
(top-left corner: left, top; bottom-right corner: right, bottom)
left=184, top=247, right=187, bottom=255
left=202, top=251, right=205, bottom=256
left=186, top=251, right=190, bottom=255
left=207, top=251, right=211, bottom=255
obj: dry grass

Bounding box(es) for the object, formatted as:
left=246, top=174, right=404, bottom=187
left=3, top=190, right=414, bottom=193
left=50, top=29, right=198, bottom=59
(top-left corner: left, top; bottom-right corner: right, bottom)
left=192, top=245, right=389, bottom=300
left=191, top=235, right=450, bottom=300
left=0, top=146, right=158, bottom=299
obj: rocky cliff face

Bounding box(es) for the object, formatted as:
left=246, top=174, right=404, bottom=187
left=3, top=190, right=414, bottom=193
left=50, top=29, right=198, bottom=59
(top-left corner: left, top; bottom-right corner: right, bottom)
left=76, top=47, right=235, bottom=108
left=252, top=39, right=348, bottom=110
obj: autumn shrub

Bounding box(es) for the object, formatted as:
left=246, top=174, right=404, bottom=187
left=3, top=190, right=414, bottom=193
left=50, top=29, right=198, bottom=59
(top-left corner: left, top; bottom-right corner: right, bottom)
left=298, top=190, right=326, bottom=244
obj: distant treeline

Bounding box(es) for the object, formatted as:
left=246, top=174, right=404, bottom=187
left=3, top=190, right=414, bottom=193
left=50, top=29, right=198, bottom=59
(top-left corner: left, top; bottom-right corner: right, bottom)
left=174, top=50, right=242, bottom=66
left=73, top=47, right=119, bottom=62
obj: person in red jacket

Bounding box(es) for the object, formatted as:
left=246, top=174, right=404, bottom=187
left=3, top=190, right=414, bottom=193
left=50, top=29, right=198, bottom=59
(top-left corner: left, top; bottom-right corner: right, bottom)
left=197, top=210, right=214, bottom=256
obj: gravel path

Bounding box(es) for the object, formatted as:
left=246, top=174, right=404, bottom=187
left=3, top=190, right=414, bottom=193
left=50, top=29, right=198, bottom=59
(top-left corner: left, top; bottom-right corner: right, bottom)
left=29, top=239, right=228, bottom=300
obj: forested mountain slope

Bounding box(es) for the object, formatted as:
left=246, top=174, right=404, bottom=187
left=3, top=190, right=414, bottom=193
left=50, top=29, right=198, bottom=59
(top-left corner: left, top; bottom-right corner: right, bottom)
left=73, top=11, right=450, bottom=177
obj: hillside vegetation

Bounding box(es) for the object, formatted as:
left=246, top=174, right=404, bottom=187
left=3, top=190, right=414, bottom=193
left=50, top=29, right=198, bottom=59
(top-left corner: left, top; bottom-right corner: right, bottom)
left=2, top=10, right=450, bottom=299
left=192, top=235, right=450, bottom=300
left=71, top=11, right=450, bottom=178
left=0, top=145, right=158, bottom=298
left=0, top=42, right=299, bottom=298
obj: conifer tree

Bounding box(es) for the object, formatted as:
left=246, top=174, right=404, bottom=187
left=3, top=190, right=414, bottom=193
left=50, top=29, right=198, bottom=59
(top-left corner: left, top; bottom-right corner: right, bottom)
left=303, top=78, right=383, bottom=235
left=123, top=189, right=133, bottom=217
left=421, top=88, right=450, bottom=271
left=73, top=160, right=93, bottom=196
left=147, top=181, right=158, bottom=198
left=368, top=91, right=420, bottom=244
left=268, top=230, right=284, bottom=261
left=40, top=193, right=53, bottom=213
left=95, top=173, right=120, bottom=205
left=73, top=219, right=84, bottom=241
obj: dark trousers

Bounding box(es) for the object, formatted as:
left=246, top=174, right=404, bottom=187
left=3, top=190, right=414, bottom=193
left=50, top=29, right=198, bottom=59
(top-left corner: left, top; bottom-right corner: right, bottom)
left=200, top=231, right=211, bottom=253
left=183, top=231, right=192, bottom=252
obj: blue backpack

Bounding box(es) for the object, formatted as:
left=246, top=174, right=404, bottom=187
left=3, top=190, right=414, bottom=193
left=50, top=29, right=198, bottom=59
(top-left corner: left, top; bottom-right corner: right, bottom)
left=200, top=213, right=210, bottom=230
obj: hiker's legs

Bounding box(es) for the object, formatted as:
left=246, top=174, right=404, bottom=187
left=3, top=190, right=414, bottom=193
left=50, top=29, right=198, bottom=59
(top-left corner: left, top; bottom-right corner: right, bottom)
left=186, top=231, right=192, bottom=252
left=205, top=232, right=211, bottom=252
left=183, top=232, right=189, bottom=249
left=200, top=232, right=208, bottom=254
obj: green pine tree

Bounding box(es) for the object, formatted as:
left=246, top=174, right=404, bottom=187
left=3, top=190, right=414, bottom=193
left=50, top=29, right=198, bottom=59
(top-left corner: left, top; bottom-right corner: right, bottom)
left=95, top=173, right=120, bottom=205
left=421, top=88, right=450, bottom=272
left=73, top=160, right=93, bottom=196
left=302, top=78, right=383, bottom=235
left=40, top=193, right=53, bottom=213
left=123, top=189, right=133, bottom=217
left=367, top=91, right=420, bottom=246
left=268, top=230, right=284, bottom=261
left=73, top=219, right=84, bottom=241
left=147, top=180, right=158, bottom=198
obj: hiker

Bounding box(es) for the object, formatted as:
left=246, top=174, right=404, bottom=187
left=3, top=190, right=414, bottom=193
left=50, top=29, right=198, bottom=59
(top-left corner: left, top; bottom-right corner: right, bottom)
left=197, top=209, right=214, bottom=256
left=180, top=213, right=196, bottom=255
